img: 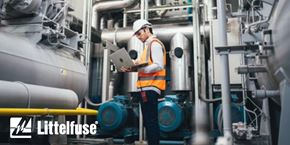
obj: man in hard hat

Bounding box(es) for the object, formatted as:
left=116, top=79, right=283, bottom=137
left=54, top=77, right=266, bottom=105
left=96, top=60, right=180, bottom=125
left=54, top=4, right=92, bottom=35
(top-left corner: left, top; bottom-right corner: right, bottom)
left=121, top=19, right=166, bottom=145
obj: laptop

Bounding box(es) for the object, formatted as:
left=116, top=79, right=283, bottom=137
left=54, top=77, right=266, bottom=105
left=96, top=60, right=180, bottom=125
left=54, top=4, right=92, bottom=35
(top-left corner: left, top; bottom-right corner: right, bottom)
left=109, top=48, right=148, bottom=71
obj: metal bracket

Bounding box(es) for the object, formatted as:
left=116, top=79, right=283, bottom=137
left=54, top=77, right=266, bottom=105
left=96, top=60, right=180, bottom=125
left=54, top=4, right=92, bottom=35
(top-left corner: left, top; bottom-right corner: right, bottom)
left=215, top=44, right=259, bottom=55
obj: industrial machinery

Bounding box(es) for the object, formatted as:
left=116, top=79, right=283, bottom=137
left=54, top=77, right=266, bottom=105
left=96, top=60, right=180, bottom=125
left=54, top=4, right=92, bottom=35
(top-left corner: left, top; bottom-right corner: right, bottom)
left=97, top=95, right=139, bottom=143
left=158, top=95, right=192, bottom=140
left=2, top=0, right=290, bottom=145
left=0, top=0, right=88, bottom=108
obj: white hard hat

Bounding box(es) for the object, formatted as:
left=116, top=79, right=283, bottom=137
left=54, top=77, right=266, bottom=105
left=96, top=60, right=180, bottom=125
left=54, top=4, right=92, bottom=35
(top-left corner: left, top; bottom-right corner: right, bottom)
left=132, top=19, right=152, bottom=35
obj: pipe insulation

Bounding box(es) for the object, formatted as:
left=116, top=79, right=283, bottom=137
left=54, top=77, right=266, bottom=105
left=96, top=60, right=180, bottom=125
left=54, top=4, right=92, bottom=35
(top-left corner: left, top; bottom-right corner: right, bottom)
left=102, top=24, right=209, bottom=46
left=0, top=80, right=78, bottom=109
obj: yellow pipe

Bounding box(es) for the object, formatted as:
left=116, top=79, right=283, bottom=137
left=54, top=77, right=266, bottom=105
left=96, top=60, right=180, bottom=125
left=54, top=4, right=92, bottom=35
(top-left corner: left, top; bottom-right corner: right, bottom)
left=0, top=108, right=98, bottom=116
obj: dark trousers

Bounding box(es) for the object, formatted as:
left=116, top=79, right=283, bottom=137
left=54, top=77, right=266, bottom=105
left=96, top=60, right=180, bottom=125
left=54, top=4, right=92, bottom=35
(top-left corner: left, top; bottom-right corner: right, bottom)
left=139, top=90, right=160, bottom=145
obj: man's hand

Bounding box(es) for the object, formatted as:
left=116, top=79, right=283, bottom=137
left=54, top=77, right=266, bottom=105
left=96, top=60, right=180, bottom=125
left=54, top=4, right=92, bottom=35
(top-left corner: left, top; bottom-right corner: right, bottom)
left=133, top=60, right=141, bottom=65
left=120, top=66, right=132, bottom=72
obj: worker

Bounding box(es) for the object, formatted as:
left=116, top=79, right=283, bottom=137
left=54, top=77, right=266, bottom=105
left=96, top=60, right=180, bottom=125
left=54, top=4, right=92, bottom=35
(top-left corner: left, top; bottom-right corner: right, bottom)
left=121, top=19, right=166, bottom=145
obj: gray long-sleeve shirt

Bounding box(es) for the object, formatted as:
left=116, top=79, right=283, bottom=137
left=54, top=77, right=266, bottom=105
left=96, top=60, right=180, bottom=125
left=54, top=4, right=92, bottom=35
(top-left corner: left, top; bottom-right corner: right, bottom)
left=137, top=36, right=165, bottom=94
left=139, top=36, right=164, bottom=73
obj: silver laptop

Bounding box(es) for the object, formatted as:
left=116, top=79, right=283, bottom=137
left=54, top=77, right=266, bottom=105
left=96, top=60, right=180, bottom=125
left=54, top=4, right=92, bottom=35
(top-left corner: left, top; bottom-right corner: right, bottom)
left=109, top=48, right=148, bottom=71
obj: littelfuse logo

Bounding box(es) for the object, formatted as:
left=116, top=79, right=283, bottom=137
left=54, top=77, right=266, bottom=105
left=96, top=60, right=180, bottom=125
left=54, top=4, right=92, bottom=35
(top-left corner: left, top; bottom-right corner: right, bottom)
left=10, top=117, right=98, bottom=138
left=10, top=117, right=32, bottom=138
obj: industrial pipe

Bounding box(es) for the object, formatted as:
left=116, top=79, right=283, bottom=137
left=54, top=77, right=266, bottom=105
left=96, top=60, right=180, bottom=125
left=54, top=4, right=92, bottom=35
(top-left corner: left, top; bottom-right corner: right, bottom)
left=253, top=89, right=280, bottom=99
left=92, top=0, right=137, bottom=29
left=237, top=65, right=267, bottom=74
left=124, top=37, right=143, bottom=93
left=170, top=33, right=192, bottom=91
left=0, top=80, right=78, bottom=109
left=217, top=0, right=232, bottom=139
left=102, top=24, right=209, bottom=46
left=192, top=0, right=210, bottom=144
left=0, top=108, right=97, bottom=116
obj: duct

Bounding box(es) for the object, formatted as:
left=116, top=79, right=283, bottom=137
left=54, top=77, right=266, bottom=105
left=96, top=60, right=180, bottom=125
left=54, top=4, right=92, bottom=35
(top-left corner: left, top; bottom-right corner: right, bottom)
left=92, top=0, right=137, bottom=29
left=124, top=37, right=144, bottom=93
left=101, top=23, right=209, bottom=46
left=0, top=80, right=78, bottom=109
left=0, top=31, right=88, bottom=102
left=170, top=33, right=192, bottom=91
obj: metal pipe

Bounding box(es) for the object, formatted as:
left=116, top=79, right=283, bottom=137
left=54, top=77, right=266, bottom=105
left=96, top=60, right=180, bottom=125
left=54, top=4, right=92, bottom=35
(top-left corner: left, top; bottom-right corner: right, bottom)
left=102, top=24, right=209, bottom=46
left=0, top=108, right=97, bottom=116
left=237, top=65, right=267, bottom=74
left=126, top=4, right=192, bottom=13
left=92, top=0, right=137, bottom=29
left=145, top=0, right=149, bottom=19
left=123, top=8, right=127, bottom=28
left=192, top=0, right=210, bottom=144
left=82, top=0, right=88, bottom=51
left=125, top=37, right=143, bottom=93
left=170, top=33, right=192, bottom=91
left=217, top=0, right=232, bottom=138
left=141, top=0, right=145, bottom=19
left=205, top=0, right=214, bottom=20
left=93, top=0, right=136, bottom=11
left=253, top=89, right=280, bottom=99
left=0, top=80, right=78, bottom=109
left=86, top=0, right=93, bottom=68
left=261, top=98, right=272, bottom=144
left=138, top=105, right=143, bottom=142
left=101, top=48, right=110, bottom=103
left=206, top=0, right=215, bottom=130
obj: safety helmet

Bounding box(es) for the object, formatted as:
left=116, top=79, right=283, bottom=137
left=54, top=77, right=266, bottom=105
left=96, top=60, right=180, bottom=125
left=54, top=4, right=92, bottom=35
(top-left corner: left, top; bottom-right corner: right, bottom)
left=133, top=19, right=152, bottom=35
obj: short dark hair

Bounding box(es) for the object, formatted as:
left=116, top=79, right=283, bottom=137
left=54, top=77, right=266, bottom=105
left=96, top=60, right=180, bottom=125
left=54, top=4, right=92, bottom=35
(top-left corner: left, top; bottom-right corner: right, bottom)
left=149, top=27, right=153, bottom=34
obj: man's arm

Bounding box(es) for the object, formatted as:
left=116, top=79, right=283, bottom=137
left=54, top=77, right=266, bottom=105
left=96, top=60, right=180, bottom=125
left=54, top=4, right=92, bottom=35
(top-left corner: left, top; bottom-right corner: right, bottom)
left=139, top=41, right=164, bottom=73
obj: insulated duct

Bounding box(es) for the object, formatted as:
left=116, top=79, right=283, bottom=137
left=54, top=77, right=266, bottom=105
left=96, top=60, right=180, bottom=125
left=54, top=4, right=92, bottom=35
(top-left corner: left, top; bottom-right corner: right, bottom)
left=0, top=80, right=78, bottom=109
left=101, top=23, right=208, bottom=46
left=170, top=33, right=192, bottom=91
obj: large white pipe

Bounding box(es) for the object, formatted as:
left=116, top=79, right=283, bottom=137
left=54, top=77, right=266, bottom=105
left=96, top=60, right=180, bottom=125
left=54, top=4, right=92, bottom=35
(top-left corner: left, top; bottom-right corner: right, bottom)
left=0, top=80, right=78, bottom=109
left=101, top=24, right=209, bottom=45
left=217, top=0, right=232, bottom=139
left=192, top=0, right=210, bottom=144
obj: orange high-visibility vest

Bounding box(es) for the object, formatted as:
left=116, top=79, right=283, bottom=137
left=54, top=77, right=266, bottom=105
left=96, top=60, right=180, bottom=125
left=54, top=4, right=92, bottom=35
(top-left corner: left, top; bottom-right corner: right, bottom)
left=137, top=38, right=166, bottom=90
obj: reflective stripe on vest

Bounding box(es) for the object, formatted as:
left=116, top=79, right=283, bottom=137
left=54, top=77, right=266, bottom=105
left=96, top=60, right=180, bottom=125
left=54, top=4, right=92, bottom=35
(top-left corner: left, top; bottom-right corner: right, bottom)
left=137, top=38, right=166, bottom=90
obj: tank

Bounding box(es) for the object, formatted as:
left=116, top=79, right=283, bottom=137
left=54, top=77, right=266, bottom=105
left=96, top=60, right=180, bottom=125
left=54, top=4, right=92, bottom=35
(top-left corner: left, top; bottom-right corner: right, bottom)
left=0, top=31, right=88, bottom=102
left=170, top=33, right=192, bottom=91
left=254, top=0, right=290, bottom=105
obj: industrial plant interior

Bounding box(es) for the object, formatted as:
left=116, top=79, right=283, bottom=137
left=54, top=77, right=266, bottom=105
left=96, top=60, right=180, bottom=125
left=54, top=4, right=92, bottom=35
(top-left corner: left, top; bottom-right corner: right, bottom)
left=0, top=0, right=289, bottom=145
